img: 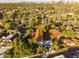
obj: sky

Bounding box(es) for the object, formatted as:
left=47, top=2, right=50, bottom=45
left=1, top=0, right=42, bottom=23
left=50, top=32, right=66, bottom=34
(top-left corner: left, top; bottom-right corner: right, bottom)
left=0, top=0, right=79, bottom=3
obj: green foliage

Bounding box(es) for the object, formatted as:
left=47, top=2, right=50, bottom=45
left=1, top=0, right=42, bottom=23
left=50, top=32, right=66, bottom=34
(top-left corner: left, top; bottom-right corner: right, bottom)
left=36, top=46, right=47, bottom=54
left=4, top=37, right=46, bottom=57
left=53, top=39, right=60, bottom=50
left=2, top=3, right=79, bottom=58
left=28, top=38, right=37, bottom=44
left=28, top=19, right=36, bottom=28
left=4, top=23, right=12, bottom=29
left=62, top=30, right=76, bottom=38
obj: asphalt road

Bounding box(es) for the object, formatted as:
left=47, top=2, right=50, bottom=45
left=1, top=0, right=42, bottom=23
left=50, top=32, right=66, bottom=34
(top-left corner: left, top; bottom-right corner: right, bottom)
left=31, top=47, right=79, bottom=58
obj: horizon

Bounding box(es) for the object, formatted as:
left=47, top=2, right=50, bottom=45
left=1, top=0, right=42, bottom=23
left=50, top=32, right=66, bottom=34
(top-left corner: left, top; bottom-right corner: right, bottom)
left=0, top=0, right=79, bottom=3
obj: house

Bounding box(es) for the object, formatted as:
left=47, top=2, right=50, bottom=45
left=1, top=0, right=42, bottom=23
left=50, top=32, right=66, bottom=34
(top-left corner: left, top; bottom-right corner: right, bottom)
left=2, top=34, right=13, bottom=42
left=62, top=38, right=76, bottom=47
left=2, top=33, right=19, bottom=41
left=49, top=29, right=61, bottom=38
left=2, top=30, right=19, bottom=41
left=67, top=12, right=74, bottom=17
left=71, top=38, right=79, bottom=43
left=2, top=34, right=13, bottom=40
